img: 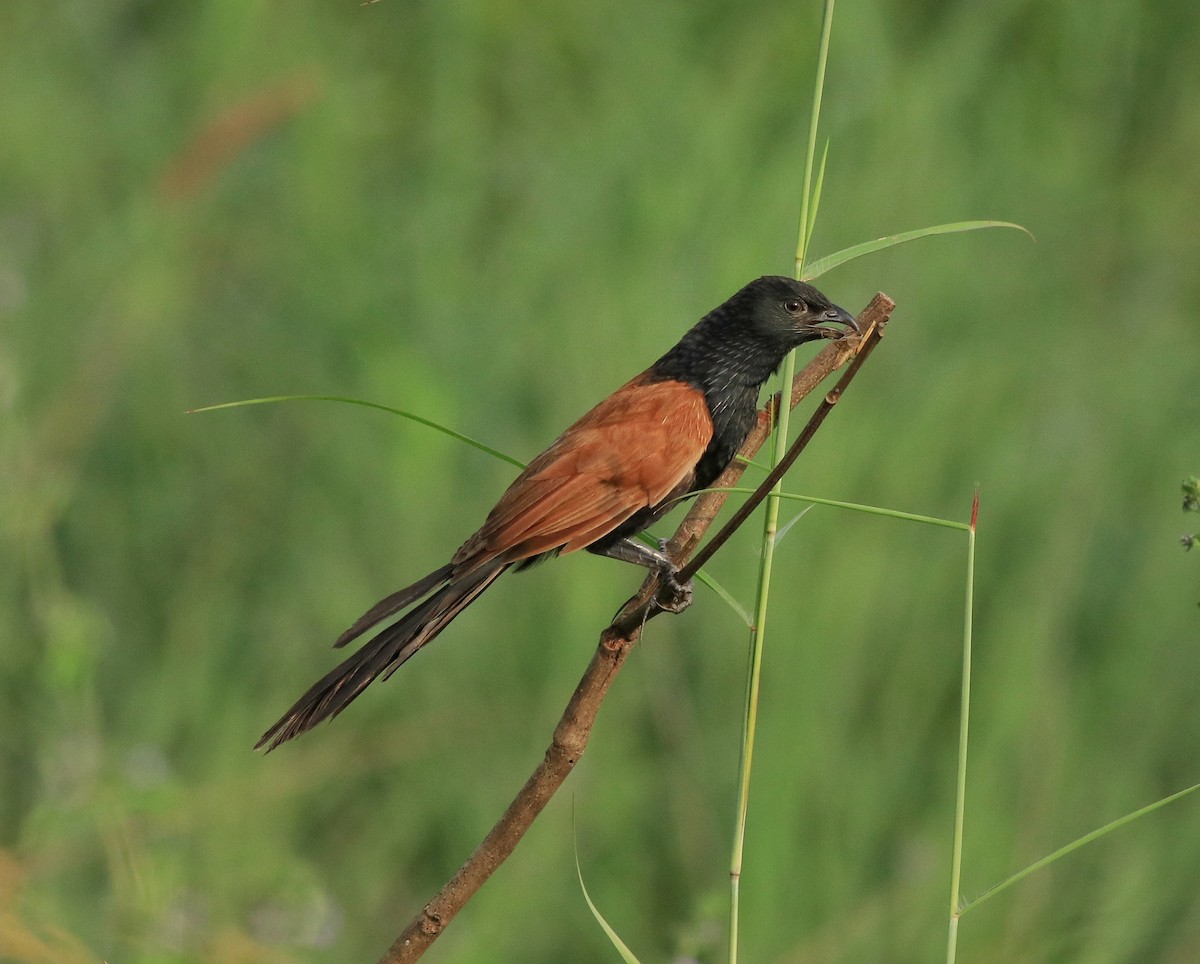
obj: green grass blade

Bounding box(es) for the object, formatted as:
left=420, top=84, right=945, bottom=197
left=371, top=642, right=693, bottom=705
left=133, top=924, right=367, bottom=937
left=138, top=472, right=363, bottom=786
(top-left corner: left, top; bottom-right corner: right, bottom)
left=801, top=221, right=1034, bottom=281
left=957, top=779, right=1200, bottom=918
left=187, top=393, right=526, bottom=468
left=805, top=139, right=830, bottom=247
left=685, top=487, right=970, bottom=531
left=733, top=454, right=771, bottom=473
left=573, top=818, right=642, bottom=964
left=946, top=490, right=978, bottom=964
left=772, top=505, right=814, bottom=547
left=696, top=569, right=755, bottom=628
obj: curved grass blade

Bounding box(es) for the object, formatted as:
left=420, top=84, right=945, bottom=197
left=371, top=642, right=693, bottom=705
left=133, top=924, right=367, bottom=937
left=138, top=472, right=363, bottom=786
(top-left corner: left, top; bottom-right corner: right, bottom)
left=695, top=569, right=754, bottom=628
left=957, top=780, right=1200, bottom=918
left=187, top=394, right=526, bottom=468
left=804, top=139, right=831, bottom=254
left=573, top=812, right=642, bottom=964
left=802, top=221, right=1034, bottom=281
left=772, top=505, right=815, bottom=548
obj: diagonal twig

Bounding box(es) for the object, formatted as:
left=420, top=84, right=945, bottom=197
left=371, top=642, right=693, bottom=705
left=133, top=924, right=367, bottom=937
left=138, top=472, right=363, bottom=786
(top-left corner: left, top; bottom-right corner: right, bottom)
left=378, top=293, right=895, bottom=964
left=677, top=303, right=887, bottom=582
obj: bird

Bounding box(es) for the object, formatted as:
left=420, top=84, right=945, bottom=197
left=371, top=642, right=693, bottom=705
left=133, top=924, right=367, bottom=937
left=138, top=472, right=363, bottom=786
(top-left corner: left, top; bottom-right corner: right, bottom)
left=257, top=276, right=857, bottom=749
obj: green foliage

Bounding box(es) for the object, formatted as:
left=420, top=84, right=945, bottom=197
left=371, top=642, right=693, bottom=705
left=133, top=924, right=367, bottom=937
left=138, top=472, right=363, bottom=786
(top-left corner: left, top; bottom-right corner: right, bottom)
left=3, top=1, right=1200, bottom=963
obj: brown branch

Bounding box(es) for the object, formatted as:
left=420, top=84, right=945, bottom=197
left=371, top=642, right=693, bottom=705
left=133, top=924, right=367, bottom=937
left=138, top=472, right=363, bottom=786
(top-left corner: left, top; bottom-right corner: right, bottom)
left=378, top=293, right=895, bottom=964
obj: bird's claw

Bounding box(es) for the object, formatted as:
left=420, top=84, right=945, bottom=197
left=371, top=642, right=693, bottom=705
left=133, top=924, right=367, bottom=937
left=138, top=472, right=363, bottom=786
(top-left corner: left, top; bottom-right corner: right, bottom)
left=654, top=568, right=694, bottom=614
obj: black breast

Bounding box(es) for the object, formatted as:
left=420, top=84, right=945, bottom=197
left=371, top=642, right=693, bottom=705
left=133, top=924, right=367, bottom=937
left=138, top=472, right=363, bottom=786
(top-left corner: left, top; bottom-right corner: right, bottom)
left=692, top=382, right=759, bottom=491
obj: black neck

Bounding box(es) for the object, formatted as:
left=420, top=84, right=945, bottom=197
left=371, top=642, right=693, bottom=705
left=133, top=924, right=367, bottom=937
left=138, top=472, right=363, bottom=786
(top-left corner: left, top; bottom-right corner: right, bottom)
left=649, top=311, right=786, bottom=399
left=648, top=312, right=789, bottom=489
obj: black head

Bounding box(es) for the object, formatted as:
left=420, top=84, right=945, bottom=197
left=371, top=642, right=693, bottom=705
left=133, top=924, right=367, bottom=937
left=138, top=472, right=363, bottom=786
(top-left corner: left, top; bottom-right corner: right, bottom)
left=730, top=276, right=858, bottom=350
left=650, top=275, right=857, bottom=399
left=645, top=276, right=858, bottom=492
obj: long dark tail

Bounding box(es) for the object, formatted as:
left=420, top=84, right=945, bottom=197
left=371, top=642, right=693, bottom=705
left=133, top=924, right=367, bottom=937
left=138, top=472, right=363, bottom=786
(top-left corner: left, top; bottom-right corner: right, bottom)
left=256, top=560, right=508, bottom=750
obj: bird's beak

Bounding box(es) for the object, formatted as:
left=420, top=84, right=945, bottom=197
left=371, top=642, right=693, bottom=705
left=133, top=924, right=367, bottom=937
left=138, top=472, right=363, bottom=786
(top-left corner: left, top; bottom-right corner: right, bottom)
left=808, top=304, right=860, bottom=340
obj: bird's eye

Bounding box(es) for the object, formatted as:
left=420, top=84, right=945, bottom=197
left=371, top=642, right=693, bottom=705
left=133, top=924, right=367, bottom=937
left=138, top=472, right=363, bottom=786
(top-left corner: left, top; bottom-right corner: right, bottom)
left=784, top=299, right=805, bottom=314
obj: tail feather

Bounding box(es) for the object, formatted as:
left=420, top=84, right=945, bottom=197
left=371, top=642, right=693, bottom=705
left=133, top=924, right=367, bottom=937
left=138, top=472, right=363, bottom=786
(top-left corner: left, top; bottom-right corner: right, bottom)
left=334, top=563, right=454, bottom=648
left=257, top=562, right=507, bottom=750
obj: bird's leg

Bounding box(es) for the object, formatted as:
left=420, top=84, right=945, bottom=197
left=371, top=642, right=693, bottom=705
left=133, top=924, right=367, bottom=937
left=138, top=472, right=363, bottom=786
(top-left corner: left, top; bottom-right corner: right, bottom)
left=597, top=537, right=694, bottom=614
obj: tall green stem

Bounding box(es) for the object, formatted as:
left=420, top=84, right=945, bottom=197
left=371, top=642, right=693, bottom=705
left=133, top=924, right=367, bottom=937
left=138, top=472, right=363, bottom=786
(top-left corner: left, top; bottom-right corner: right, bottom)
left=946, top=491, right=978, bottom=964
left=796, top=0, right=837, bottom=273
left=729, top=2, right=837, bottom=961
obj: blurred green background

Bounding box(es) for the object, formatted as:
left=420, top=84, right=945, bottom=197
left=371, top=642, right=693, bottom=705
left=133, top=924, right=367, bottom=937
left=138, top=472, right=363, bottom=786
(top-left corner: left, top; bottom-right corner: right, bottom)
left=3, top=0, right=1199, bottom=961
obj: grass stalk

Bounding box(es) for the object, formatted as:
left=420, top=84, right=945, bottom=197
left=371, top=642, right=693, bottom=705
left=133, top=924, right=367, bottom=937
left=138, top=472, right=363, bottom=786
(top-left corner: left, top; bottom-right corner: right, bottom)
left=946, top=489, right=979, bottom=964
left=795, top=0, right=837, bottom=275
left=729, top=2, right=836, bottom=960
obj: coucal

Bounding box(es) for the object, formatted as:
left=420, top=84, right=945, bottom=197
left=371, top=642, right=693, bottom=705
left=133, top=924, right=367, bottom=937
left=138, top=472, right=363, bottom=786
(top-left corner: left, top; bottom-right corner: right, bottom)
left=258, top=276, right=856, bottom=749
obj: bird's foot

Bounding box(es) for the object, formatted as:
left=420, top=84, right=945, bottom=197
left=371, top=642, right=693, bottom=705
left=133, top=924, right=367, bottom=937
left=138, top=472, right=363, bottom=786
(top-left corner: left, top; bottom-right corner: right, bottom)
left=653, top=565, right=694, bottom=614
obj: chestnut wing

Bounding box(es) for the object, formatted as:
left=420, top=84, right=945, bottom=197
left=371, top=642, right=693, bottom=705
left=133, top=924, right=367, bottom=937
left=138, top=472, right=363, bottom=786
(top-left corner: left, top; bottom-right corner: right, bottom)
left=454, top=375, right=713, bottom=566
